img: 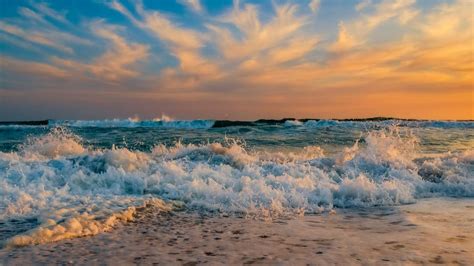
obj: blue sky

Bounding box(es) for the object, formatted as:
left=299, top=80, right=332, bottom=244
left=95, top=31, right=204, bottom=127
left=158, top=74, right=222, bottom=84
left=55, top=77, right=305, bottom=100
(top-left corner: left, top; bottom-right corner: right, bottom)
left=0, top=0, right=472, bottom=120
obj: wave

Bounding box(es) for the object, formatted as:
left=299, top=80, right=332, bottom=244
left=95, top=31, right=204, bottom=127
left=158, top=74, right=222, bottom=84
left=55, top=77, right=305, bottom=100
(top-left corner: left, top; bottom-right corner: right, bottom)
left=1, top=118, right=472, bottom=129
left=283, top=120, right=303, bottom=127
left=5, top=198, right=171, bottom=247
left=304, top=120, right=342, bottom=127
left=291, top=120, right=474, bottom=129
left=401, top=120, right=474, bottom=128
left=50, top=118, right=215, bottom=129
left=1, top=126, right=473, bottom=246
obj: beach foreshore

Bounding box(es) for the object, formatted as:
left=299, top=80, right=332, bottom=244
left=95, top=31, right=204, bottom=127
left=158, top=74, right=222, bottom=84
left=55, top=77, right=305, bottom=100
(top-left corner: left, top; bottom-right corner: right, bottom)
left=1, top=198, right=473, bottom=265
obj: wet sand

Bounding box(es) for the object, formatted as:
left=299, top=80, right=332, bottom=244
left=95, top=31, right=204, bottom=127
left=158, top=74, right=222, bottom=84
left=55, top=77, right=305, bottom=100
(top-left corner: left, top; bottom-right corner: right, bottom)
left=1, top=198, right=473, bottom=265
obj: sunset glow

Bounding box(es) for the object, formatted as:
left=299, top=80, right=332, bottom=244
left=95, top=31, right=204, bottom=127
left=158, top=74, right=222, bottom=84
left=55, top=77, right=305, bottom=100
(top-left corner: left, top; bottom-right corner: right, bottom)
left=0, top=0, right=473, bottom=120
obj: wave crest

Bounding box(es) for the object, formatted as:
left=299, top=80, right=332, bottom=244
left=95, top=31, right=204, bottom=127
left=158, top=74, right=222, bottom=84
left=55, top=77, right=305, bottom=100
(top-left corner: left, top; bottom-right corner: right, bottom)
left=1, top=126, right=473, bottom=246
left=19, top=127, right=86, bottom=160
left=51, top=118, right=215, bottom=129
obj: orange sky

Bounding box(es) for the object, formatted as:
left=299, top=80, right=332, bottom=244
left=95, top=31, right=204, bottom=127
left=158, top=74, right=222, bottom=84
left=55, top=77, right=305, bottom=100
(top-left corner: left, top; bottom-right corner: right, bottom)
left=0, top=0, right=473, bottom=120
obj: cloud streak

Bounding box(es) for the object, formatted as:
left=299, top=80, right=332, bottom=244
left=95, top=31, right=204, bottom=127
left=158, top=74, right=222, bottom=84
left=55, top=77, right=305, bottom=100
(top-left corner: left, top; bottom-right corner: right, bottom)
left=178, top=0, right=204, bottom=13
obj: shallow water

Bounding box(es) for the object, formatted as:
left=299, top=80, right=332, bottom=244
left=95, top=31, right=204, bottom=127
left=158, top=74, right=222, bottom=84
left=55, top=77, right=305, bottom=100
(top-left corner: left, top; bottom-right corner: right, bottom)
left=0, top=119, right=473, bottom=247
left=1, top=198, right=472, bottom=265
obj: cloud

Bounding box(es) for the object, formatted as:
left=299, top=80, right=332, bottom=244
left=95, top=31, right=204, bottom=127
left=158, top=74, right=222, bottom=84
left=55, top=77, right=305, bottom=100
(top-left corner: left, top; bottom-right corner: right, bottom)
left=31, top=2, right=69, bottom=24
left=330, top=0, right=419, bottom=50
left=0, top=3, right=93, bottom=55
left=142, top=12, right=203, bottom=50
left=355, top=0, right=371, bottom=12
left=417, top=0, right=472, bottom=39
left=308, top=0, right=320, bottom=14
left=108, top=0, right=217, bottom=79
left=1, top=56, right=69, bottom=78
left=1, top=22, right=148, bottom=84
left=178, top=0, right=204, bottom=13
left=18, top=7, right=49, bottom=24
left=212, top=2, right=310, bottom=61
left=1, top=0, right=473, bottom=119
left=108, top=0, right=203, bottom=49
left=0, top=32, right=43, bottom=53
left=52, top=23, right=149, bottom=82
left=0, top=21, right=74, bottom=53
left=328, top=22, right=355, bottom=52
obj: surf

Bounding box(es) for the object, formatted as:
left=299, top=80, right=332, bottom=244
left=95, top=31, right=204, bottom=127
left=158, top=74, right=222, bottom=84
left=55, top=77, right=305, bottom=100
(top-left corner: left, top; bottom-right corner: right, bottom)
left=1, top=125, right=472, bottom=247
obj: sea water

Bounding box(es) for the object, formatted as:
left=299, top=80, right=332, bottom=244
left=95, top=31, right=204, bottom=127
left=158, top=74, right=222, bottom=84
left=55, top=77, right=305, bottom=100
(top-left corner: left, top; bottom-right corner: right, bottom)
left=0, top=118, right=472, bottom=247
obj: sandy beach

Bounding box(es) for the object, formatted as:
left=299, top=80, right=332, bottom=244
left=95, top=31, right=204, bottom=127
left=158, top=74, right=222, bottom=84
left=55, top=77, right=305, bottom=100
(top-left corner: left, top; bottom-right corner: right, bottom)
left=1, top=198, right=472, bottom=265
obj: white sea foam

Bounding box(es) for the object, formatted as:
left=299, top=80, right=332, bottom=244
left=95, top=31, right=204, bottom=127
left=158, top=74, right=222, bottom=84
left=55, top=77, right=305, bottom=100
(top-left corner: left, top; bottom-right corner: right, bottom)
left=1, top=126, right=473, bottom=246
left=19, top=127, right=86, bottom=160
left=6, top=198, right=171, bottom=247
left=283, top=120, right=303, bottom=127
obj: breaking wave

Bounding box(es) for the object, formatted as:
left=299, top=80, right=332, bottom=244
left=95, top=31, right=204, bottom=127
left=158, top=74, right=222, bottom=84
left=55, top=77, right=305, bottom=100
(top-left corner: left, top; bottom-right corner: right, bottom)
left=2, top=118, right=472, bottom=129
left=50, top=117, right=215, bottom=129
left=1, top=126, right=473, bottom=247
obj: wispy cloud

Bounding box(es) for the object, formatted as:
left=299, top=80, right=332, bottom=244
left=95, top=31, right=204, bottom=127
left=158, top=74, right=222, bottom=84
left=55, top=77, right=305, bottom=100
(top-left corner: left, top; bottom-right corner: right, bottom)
left=308, top=0, right=320, bottom=14
left=51, top=22, right=149, bottom=82
left=31, top=2, right=69, bottom=24
left=210, top=1, right=311, bottom=66
left=330, top=0, right=419, bottom=50
left=178, top=0, right=204, bottom=13
left=355, top=0, right=371, bottom=12
left=1, top=0, right=472, bottom=119
left=0, top=21, right=74, bottom=53
left=1, top=56, right=69, bottom=78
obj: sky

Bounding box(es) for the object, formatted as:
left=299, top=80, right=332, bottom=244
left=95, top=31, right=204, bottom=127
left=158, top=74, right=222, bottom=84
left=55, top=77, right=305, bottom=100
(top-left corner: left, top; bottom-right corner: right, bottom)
left=0, top=0, right=472, bottom=121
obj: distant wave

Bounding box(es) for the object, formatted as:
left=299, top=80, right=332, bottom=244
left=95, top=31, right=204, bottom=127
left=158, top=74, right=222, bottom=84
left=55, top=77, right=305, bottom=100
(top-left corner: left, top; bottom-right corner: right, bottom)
left=0, top=118, right=472, bottom=129
left=279, top=119, right=474, bottom=129
left=303, top=120, right=341, bottom=127
left=50, top=118, right=215, bottom=129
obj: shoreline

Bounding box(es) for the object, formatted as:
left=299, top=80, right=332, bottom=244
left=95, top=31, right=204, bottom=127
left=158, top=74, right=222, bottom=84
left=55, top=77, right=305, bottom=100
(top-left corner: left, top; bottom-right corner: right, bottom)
left=1, top=198, right=473, bottom=265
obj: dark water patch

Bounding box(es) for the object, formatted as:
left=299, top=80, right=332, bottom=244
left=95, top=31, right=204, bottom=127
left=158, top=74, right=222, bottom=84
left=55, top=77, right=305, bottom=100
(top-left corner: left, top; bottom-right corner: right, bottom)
left=0, top=217, right=39, bottom=245
left=0, top=120, right=49, bottom=126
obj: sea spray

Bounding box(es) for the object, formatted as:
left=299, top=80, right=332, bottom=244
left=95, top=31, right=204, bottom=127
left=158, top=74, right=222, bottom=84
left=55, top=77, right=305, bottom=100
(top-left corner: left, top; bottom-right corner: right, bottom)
left=0, top=124, right=473, bottom=247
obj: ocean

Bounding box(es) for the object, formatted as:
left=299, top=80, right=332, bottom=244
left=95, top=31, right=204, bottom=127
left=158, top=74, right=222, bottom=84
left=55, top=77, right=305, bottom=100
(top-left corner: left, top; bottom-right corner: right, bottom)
left=0, top=118, right=473, bottom=248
